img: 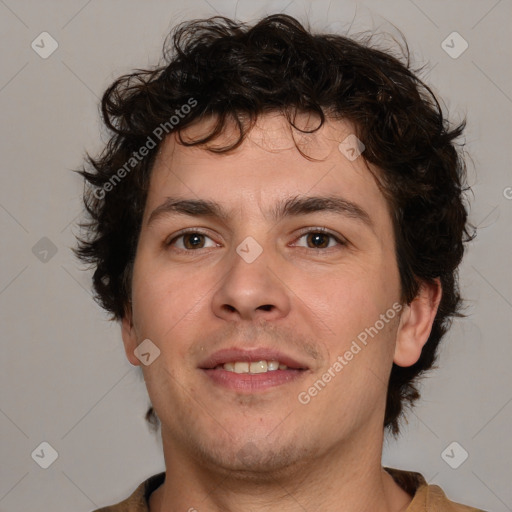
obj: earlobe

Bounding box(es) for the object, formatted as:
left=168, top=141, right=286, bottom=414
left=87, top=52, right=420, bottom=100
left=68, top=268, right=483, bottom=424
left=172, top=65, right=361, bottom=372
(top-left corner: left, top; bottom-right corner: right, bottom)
left=121, top=307, right=141, bottom=367
left=394, top=279, right=442, bottom=367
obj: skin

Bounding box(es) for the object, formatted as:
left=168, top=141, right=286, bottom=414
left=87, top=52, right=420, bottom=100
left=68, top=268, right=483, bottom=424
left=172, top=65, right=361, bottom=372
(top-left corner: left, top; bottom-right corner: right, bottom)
left=121, top=113, right=441, bottom=512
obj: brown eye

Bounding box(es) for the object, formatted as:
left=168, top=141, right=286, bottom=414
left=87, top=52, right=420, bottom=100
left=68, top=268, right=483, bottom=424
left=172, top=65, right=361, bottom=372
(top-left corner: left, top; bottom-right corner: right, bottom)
left=167, top=231, right=217, bottom=251
left=306, top=232, right=330, bottom=248
left=293, top=228, right=347, bottom=249
left=182, top=233, right=206, bottom=249
left=293, top=229, right=346, bottom=250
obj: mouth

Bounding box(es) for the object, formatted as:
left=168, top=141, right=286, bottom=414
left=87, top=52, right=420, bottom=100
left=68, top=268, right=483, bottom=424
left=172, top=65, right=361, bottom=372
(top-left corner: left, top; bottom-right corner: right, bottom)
left=199, top=348, right=309, bottom=392
left=214, top=359, right=296, bottom=373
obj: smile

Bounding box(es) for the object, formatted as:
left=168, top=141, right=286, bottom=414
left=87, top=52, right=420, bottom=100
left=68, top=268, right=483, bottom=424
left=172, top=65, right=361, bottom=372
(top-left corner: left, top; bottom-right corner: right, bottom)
left=216, top=360, right=289, bottom=373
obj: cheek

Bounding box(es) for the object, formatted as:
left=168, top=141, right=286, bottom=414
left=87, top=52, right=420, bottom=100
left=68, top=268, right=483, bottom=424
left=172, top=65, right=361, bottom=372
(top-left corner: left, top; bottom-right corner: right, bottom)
left=299, top=267, right=395, bottom=342
left=130, top=255, right=210, bottom=342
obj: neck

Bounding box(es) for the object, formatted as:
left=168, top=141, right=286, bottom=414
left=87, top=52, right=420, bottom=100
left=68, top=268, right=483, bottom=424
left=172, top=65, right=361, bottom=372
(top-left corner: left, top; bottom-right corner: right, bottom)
left=149, top=424, right=412, bottom=512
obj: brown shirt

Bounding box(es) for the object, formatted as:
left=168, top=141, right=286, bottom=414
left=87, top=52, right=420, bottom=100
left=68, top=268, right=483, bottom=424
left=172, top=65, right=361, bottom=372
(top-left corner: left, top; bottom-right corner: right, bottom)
left=92, top=468, right=487, bottom=512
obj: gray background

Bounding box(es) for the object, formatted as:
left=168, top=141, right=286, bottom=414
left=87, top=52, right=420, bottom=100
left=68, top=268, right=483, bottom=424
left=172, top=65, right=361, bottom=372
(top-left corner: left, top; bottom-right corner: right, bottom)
left=0, top=1, right=511, bottom=511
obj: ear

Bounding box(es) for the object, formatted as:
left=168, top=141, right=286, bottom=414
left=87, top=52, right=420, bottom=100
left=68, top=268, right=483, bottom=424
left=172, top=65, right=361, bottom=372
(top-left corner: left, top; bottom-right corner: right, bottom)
left=394, top=279, right=442, bottom=367
left=121, top=305, right=142, bottom=367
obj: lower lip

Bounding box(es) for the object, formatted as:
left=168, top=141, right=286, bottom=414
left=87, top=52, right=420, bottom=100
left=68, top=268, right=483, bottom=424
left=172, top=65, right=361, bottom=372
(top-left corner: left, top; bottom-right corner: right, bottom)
left=201, top=368, right=306, bottom=392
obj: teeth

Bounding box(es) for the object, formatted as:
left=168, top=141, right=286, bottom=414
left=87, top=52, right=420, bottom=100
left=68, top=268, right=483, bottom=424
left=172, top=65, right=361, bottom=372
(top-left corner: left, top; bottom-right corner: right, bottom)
left=250, top=361, right=267, bottom=373
left=222, top=360, right=287, bottom=373
left=267, top=361, right=279, bottom=371
left=234, top=362, right=249, bottom=373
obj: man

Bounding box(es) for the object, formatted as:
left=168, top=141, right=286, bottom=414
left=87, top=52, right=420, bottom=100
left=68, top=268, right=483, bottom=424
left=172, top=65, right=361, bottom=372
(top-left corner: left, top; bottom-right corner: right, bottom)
left=75, top=13, right=484, bottom=512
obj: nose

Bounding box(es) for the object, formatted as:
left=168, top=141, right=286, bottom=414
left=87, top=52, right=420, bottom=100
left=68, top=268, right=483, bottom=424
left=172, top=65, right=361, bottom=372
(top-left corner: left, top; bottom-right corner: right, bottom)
left=211, top=242, right=292, bottom=323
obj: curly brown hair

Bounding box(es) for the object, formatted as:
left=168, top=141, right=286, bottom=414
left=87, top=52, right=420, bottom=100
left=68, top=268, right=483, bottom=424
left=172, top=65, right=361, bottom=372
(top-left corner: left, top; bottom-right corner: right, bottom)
left=74, top=14, right=473, bottom=436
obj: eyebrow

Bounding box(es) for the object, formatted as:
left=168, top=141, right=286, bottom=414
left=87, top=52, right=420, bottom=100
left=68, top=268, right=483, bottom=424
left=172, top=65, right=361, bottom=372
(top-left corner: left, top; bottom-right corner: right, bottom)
left=146, top=195, right=373, bottom=228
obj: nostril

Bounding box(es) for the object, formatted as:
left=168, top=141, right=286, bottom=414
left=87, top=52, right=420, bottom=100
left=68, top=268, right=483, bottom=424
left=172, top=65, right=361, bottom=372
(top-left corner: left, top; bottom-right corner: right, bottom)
left=258, top=304, right=273, bottom=311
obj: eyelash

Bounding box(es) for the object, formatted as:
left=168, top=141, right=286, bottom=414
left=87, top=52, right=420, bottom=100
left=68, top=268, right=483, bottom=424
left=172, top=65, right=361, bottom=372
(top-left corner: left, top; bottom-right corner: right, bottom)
left=165, top=227, right=347, bottom=252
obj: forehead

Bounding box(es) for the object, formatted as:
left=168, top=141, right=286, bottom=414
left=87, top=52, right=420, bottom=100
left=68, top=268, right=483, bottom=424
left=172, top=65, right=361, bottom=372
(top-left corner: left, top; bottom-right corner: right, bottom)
left=143, top=113, right=389, bottom=226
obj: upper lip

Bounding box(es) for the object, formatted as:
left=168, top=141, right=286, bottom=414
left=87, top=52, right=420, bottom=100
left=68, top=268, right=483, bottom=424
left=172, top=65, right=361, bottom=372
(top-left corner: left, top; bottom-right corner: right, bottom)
left=199, top=347, right=309, bottom=370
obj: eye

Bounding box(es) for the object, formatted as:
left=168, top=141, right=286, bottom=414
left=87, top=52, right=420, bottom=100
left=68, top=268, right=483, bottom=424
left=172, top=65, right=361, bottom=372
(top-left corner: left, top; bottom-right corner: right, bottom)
left=166, top=230, right=218, bottom=251
left=292, top=228, right=346, bottom=250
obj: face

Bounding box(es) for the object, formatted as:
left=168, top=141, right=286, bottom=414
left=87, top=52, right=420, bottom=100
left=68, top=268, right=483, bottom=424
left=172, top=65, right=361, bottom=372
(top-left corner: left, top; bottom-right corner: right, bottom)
left=122, top=113, right=412, bottom=475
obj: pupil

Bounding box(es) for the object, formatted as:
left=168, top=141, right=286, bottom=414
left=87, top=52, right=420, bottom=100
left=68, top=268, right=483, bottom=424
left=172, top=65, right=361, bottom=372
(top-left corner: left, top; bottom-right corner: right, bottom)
left=185, top=234, right=204, bottom=249
left=309, top=233, right=328, bottom=248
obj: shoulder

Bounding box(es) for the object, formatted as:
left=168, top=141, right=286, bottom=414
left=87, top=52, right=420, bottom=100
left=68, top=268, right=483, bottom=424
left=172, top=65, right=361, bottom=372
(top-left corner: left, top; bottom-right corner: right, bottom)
left=90, top=472, right=165, bottom=512
left=384, top=467, right=487, bottom=512
left=424, top=484, right=488, bottom=512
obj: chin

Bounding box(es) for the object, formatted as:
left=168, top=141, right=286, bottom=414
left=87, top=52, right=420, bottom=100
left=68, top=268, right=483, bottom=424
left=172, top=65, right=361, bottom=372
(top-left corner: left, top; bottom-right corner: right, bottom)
left=192, top=434, right=310, bottom=481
